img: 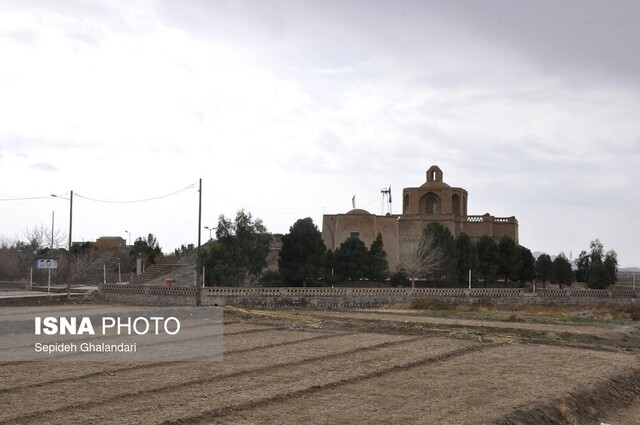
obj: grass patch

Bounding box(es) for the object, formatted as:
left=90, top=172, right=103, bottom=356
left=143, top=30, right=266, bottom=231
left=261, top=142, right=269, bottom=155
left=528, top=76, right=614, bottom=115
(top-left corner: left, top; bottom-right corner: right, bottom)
left=409, top=297, right=453, bottom=311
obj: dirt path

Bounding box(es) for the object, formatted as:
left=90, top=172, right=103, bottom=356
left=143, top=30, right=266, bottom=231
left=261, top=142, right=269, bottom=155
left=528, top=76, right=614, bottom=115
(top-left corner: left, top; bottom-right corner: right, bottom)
left=301, top=308, right=622, bottom=336
left=295, top=308, right=640, bottom=350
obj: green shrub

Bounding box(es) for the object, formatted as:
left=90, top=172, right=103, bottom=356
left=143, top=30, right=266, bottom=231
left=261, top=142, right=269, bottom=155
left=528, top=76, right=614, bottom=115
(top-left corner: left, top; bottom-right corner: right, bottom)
left=390, top=270, right=411, bottom=287
left=259, top=270, right=283, bottom=287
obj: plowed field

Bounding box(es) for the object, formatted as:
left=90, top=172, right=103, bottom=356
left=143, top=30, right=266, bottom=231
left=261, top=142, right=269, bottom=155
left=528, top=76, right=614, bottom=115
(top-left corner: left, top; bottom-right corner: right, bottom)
left=1, top=305, right=639, bottom=424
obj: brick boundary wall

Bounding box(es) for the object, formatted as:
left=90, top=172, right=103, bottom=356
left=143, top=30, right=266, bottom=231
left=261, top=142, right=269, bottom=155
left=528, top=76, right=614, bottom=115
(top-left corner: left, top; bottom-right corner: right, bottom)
left=97, top=285, right=640, bottom=308
left=0, top=281, right=30, bottom=291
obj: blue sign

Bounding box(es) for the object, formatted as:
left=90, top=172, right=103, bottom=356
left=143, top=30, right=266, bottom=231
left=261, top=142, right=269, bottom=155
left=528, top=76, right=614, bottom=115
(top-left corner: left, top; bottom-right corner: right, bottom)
left=35, top=258, right=58, bottom=269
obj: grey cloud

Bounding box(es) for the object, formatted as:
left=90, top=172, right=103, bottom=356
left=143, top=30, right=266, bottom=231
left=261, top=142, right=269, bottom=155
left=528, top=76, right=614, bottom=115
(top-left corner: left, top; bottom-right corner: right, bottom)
left=156, top=0, right=380, bottom=73
left=0, top=134, right=81, bottom=153
left=316, top=128, right=343, bottom=152
left=0, top=134, right=37, bottom=154
left=156, top=0, right=288, bottom=42
left=0, top=29, right=40, bottom=47
left=428, top=0, right=640, bottom=84
left=63, top=28, right=106, bottom=48
left=0, top=0, right=152, bottom=42
left=31, top=162, right=58, bottom=172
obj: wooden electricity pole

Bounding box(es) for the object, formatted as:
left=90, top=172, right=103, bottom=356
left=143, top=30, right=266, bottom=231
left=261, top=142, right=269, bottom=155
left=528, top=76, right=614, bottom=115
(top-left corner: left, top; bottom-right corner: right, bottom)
left=196, top=179, right=202, bottom=306
left=67, top=190, right=73, bottom=300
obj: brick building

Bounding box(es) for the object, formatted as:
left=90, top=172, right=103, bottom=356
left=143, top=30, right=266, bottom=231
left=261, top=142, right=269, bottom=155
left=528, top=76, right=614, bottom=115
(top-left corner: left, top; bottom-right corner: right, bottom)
left=95, top=236, right=127, bottom=249
left=322, top=165, right=518, bottom=270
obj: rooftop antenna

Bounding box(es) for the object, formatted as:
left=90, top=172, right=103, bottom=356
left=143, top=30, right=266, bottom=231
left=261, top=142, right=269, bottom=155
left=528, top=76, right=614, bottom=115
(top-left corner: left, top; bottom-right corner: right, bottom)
left=381, top=186, right=392, bottom=215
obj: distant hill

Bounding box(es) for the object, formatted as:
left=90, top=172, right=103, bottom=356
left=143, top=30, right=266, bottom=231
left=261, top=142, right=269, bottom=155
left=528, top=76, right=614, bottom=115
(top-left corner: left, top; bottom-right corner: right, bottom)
left=620, top=267, right=640, bottom=273
left=532, top=251, right=557, bottom=262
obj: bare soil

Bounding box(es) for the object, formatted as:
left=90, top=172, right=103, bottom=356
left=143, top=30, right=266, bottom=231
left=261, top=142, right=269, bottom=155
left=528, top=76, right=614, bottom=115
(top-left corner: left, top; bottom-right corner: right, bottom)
left=1, top=302, right=639, bottom=424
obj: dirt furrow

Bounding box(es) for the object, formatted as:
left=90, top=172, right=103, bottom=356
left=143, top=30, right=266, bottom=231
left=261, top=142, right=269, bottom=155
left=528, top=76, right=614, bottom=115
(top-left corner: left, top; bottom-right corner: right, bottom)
left=213, top=344, right=639, bottom=425
left=0, top=333, right=415, bottom=423
left=86, top=340, right=483, bottom=424
left=492, top=368, right=640, bottom=425
left=1, top=336, right=470, bottom=424
left=161, top=341, right=493, bottom=425
left=0, top=326, right=332, bottom=393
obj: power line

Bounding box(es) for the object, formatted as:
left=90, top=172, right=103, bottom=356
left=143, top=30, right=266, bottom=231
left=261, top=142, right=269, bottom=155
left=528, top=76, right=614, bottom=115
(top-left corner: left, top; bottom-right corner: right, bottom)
left=0, top=195, right=52, bottom=201
left=2, top=183, right=382, bottom=217
left=75, top=183, right=197, bottom=204
left=1, top=185, right=196, bottom=204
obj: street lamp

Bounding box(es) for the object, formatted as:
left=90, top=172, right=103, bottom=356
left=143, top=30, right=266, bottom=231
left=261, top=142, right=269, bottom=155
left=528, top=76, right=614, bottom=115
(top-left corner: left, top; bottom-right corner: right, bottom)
left=51, top=191, right=73, bottom=300
left=204, top=226, right=216, bottom=240
left=125, top=230, right=131, bottom=246
left=51, top=211, right=54, bottom=249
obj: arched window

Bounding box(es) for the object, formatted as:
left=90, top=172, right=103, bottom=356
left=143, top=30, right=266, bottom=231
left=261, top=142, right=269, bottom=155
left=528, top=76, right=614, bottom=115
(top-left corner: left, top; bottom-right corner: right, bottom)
left=424, top=194, right=440, bottom=215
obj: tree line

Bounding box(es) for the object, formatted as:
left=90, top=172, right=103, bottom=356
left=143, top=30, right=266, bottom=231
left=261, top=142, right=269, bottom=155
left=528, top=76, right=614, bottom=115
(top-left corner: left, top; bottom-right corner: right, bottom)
left=2, top=211, right=619, bottom=289
left=200, top=213, right=617, bottom=289
left=275, top=220, right=542, bottom=288
left=0, top=227, right=172, bottom=284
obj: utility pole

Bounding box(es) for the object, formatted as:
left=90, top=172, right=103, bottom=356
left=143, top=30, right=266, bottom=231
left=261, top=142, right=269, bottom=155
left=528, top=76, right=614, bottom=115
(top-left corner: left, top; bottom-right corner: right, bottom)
left=67, top=190, right=73, bottom=300
left=49, top=210, right=54, bottom=293
left=51, top=192, right=73, bottom=300
left=196, top=179, right=202, bottom=306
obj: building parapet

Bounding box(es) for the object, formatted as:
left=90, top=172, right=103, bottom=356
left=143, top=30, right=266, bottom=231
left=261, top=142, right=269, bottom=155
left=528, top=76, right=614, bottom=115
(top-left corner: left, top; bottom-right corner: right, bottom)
left=465, top=215, right=484, bottom=223
left=399, top=214, right=455, bottom=221
left=465, top=215, right=517, bottom=224
left=399, top=214, right=518, bottom=224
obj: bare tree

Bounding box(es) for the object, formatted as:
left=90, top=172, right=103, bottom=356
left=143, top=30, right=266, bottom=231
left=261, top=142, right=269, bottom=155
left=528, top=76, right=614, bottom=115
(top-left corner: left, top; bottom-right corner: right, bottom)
left=0, top=236, right=42, bottom=280
left=398, top=231, right=444, bottom=288
left=0, top=240, right=21, bottom=280
left=23, top=224, right=66, bottom=250
left=72, top=247, right=121, bottom=284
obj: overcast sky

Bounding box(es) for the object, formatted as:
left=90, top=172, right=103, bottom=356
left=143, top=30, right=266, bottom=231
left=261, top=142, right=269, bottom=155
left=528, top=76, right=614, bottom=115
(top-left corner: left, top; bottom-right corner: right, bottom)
left=1, top=0, right=638, bottom=267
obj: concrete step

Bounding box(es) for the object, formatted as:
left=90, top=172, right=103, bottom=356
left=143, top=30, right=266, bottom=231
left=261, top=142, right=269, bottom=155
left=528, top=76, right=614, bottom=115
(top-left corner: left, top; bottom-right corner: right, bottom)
left=130, top=263, right=183, bottom=285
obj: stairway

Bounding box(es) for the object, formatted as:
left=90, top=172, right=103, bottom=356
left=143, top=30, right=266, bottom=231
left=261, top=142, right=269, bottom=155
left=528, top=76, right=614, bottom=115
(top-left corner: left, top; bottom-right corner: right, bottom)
left=129, top=263, right=183, bottom=285
left=129, top=249, right=199, bottom=285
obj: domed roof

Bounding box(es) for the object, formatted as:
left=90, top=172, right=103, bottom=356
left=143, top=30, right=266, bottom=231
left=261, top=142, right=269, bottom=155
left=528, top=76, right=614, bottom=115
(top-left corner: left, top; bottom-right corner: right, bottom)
left=346, top=208, right=371, bottom=215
